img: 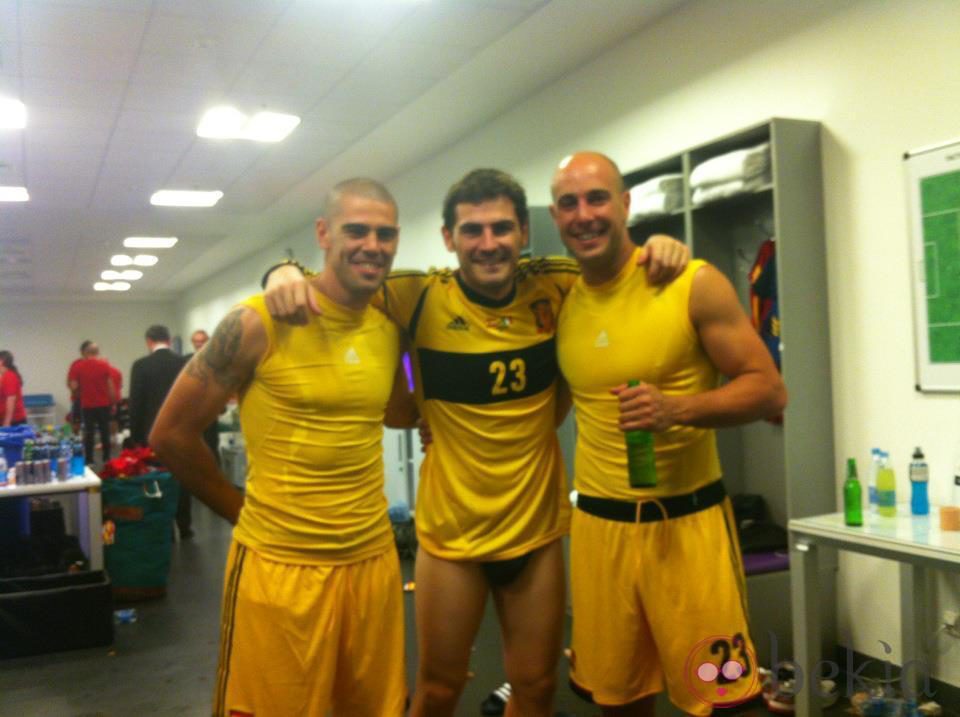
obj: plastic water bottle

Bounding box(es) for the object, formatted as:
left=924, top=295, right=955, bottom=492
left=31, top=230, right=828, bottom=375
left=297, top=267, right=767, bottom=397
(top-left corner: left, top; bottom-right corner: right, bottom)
left=868, top=447, right=881, bottom=513
left=909, top=447, right=929, bottom=516
left=0, top=454, right=7, bottom=486
left=624, top=380, right=657, bottom=487
left=843, top=458, right=863, bottom=526
left=71, top=437, right=85, bottom=476
left=876, top=451, right=897, bottom=517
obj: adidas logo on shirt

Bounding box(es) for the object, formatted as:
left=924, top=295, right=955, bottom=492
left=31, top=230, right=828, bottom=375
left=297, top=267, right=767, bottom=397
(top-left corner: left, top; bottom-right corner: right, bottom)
left=446, top=316, right=469, bottom=331
left=344, top=347, right=360, bottom=364
left=594, top=330, right=609, bottom=348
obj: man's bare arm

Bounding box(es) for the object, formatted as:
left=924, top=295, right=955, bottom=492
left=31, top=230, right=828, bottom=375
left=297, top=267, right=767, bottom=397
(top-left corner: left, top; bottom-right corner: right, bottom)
left=615, top=264, right=786, bottom=431
left=150, top=307, right=266, bottom=524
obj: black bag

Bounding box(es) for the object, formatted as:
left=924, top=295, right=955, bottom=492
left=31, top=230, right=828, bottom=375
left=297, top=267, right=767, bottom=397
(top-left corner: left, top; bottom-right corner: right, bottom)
left=731, top=493, right=787, bottom=554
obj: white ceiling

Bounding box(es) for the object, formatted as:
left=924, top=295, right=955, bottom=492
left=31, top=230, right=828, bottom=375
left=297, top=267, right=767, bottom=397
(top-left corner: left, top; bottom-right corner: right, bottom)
left=0, top=0, right=686, bottom=300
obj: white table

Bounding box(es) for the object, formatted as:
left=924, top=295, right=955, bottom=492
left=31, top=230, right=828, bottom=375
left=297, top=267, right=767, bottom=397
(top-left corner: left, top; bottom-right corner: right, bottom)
left=789, top=509, right=960, bottom=716
left=0, top=467, right=103, bottom=570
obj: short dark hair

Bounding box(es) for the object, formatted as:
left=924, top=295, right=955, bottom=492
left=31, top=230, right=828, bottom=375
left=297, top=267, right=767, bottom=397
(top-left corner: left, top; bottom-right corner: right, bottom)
left=442, top=169, right=528, bottom=231
left=79, top=340, right=92, bottom=354
left=322, top=178, right=397, bottom=222
left=145, top=325, right=171, bottom=342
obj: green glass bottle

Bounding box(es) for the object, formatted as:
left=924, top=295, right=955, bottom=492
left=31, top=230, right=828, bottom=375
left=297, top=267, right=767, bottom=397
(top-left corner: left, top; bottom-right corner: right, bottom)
left=625, top=380, right=657, bottom=488
left=843, top=457, right=863, bottom=526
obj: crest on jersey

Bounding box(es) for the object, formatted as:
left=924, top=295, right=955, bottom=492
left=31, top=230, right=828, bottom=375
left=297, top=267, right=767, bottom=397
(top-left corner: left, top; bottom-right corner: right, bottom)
left=529, top=299, right=555, bottom=334
left=485, top=316, right=513, bottom=330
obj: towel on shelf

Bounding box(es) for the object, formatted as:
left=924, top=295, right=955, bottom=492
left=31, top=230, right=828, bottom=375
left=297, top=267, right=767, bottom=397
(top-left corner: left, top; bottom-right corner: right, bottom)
left=630, top=173, right=683, bottom=198
left=691, top=172, right=770, bottom=206
left=690, top=142, right=770, bottom=188
left=628, top=191, right=682, bottom=223
left=628, top=173, right=683, bottom=223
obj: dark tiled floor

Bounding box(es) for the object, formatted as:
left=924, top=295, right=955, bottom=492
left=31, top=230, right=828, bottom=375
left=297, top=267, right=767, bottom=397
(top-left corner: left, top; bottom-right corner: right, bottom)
left=0, top=502, right=855, bottom=716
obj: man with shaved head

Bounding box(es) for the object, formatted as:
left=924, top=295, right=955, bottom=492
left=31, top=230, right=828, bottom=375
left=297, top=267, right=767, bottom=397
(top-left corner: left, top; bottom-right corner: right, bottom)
left=152, top=178, right=414, bottom=717
left=551, top=151, right=787, bottom=716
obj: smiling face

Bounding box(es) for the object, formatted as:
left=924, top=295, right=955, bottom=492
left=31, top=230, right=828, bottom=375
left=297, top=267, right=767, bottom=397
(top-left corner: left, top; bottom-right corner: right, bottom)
left=550, top=152, right=633, bottom=285
left=316, top=192, right=399, bottom=309
left=443, top=195, right=528, bottom=301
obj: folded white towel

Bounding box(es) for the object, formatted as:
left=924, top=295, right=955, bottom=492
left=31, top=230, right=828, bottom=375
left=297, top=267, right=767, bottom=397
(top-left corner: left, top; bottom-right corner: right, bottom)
left=629, top=173, right=683, bottom=198
left=629, top=191, right=682, bottom=223
left=690, top=143, right=770, bottom=188
left=691, top=174, right=769, bottom=206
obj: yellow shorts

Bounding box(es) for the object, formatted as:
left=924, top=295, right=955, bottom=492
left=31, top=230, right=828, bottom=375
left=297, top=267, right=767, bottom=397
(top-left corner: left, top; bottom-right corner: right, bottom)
left=569, top=498, right=761, bottom=715
left=213, top=540, right=407, bottom=717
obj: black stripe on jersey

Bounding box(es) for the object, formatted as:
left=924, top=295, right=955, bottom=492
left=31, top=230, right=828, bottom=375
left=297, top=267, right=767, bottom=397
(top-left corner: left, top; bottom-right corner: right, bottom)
left=408, top=285, right=430, bottom=341
left=418, top=337, right=558, bottom=404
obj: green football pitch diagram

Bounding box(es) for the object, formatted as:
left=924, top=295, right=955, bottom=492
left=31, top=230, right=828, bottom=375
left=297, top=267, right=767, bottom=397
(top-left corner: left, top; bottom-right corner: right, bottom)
left=921, top=168, right=960, bottom=363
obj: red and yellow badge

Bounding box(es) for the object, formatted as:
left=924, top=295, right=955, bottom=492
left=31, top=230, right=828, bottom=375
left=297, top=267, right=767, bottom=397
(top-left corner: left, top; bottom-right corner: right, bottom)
left=485, top=316, right=513, bottom=330
left=529, top=299, right=556, bottom=334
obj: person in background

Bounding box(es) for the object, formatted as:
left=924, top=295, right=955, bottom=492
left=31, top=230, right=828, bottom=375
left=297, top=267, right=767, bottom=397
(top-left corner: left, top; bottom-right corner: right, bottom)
left=185, top=328, right=220, bottom=466
left=550, top=151, right=787, bottom=716
left=0, top=351, right=27, bottom=427
left=68, top=342, right=117, bottom=465
left=151, top=178, right=415, bottom=716
left=67, top=340, right=92, bottom=432
left=129, top=325, right=190, bottom=537
left=190, top=329, right=210, bottom=353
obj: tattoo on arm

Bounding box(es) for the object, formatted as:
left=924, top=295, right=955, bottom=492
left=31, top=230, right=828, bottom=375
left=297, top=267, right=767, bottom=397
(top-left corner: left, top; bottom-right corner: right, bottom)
left=185, top=308, right=247, bottom=391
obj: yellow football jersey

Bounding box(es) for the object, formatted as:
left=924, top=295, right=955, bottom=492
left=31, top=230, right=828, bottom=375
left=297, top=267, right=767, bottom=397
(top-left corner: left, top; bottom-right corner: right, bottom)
left=382, top=257, right=578, bottom=560
left=557, top=253, right=722, bottom=500
left=232, top=293, right=399, bottom=565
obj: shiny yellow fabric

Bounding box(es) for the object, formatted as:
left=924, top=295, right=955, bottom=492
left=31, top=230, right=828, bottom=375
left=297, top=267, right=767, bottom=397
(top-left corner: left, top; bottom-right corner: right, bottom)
left=382, top=258, right=578, bottom=560
left=232, top=293, right=398, bottom=564
left=214, top=541, right=406, bottom=717
left=557, top=253, right=721, bottom=500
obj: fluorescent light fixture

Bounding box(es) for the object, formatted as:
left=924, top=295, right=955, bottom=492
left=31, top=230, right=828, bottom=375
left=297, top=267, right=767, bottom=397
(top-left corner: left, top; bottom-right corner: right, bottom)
left=111, top=254, right=156, bottom=267
left=93, top=281, right=131, bottom=292
left=123, top=236, right=178, bottom=249
left=101, top=269, right=143, bottom=281
left=197, top=106, right=300, bottom=142
left=0, top=186, right=29, bottom=202
left=150, top=190, right=223, bottom=207
left=0, top=97, right=26, bottom=129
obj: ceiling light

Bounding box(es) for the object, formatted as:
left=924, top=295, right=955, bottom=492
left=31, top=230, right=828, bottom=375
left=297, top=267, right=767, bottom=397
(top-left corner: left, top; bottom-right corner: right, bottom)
left=123, top=236, right=178, bottom=249
left=0, top=98, right=26, bottom=129
left=150, top=190, right=223, bottom=207
left=93, top=281, right=131, bottom=292
left=0, top=186, right=29, bottom=202
left=133, top=254, right=158, bottom=266
left=101, top=269, right=143, bottom=281
left=111, top=254, right=133, bottom=266
left=197, top=106, right=300, bottom=142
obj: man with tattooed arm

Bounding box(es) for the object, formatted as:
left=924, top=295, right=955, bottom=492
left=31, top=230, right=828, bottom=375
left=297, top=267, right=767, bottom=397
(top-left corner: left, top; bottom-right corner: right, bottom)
left=150, top=178, right=415, bottom=717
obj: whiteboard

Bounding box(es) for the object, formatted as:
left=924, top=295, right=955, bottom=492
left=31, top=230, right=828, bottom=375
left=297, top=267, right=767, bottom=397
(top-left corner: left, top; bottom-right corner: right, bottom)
left=905, top=138, right=960, bottom=392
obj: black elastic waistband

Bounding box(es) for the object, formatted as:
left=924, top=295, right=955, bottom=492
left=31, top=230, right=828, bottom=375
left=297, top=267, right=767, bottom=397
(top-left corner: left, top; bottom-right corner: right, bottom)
left=575, top=480, right=726, bottom=523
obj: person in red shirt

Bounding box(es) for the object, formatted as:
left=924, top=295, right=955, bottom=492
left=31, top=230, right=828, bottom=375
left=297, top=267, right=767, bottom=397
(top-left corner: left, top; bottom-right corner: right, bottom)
left=67, top=340, right=92, bottom=432
left=68, top=342, right=118, bottom=464
left=0, top=351, right=27, bottom=427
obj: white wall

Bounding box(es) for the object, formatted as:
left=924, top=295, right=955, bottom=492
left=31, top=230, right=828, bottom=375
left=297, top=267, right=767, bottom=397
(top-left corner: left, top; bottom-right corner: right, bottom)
left=175, top=0, right=960, bottom=683
left=0, top=297, right=177, bottom=418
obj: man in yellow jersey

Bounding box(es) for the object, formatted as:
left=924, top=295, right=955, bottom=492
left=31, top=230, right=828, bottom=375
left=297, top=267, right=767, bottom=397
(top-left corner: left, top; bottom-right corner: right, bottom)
left=550, top=152, right=788, bottom=717
left=150, top=178, right=415, bottom=717
left=261, top=169, right=689, bottom=716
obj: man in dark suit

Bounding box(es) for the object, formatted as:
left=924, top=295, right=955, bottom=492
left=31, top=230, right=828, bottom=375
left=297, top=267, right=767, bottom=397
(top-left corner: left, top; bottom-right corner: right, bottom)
left=130, top=325, right=191, bottom=538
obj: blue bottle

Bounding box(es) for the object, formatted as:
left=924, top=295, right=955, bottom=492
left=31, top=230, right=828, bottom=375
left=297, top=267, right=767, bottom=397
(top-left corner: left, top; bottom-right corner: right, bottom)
left=71, top=437, right=85, bottom=476
left=909, top=446, right=929, bottom=516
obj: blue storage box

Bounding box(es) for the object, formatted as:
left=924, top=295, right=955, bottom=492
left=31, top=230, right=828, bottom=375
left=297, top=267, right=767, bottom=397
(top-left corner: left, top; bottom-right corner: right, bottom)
left=0, top=424, right=35, bottom=466
left=22, top=394, right=54, bottom=408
